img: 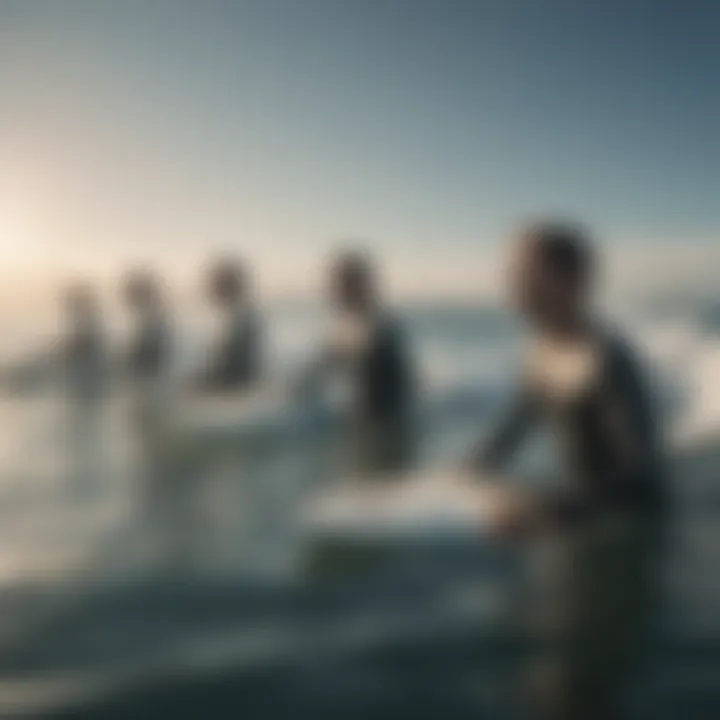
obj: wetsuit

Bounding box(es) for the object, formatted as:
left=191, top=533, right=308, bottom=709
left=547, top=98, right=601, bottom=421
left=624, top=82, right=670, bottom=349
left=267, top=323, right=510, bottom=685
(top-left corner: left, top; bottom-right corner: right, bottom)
left=475, top=327, right=667, bottom=718
left=474, top=327, right=665, bottom=522
left=65, top=321, right=107, bottom=399
left=128, top=315, right=170, bottom=381
left=204, top=308, right=261, bottom=391
left=326, top=311, right=415, bottom=423
left=323, top=311, right=416, bottom=473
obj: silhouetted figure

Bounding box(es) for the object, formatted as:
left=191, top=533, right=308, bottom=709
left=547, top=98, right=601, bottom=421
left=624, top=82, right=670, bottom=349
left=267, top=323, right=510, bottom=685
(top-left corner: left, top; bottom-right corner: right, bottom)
left=123, top=270, right=171, bottom=383
left=197, top=258, right=261, bottom=392
left=471, top=223, right=665, bottom=520
left=122, top=270, right=175, bottom=518
left=309, top=250, right=416, bottom=473
left=469, top=222, right=666, bottom=719
left=61, top=283, right=108, bottom=489
left=62, top=283, right=107, bottom=401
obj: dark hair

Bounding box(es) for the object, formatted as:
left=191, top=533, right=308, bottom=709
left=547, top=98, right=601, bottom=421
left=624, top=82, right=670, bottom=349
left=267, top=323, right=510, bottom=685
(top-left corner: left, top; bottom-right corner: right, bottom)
left=333, top=249, right=374, bottom=283
left=209, top=258, right=247, bottom=300
left=124, top=270, right=161, bottom=304
left=64, top=282, right=95, bottom=307
left=526, top=221, right=594, bottom=285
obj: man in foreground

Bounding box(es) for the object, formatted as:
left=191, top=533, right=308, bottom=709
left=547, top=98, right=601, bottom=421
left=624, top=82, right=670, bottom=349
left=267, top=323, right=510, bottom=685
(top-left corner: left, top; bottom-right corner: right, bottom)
left=470, top=221, right=666, bottom=719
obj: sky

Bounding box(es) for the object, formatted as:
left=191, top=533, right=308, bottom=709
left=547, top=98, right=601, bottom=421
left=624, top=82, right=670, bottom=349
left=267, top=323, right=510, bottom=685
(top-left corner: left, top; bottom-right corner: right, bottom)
left=0, top=0, right=718, bottom=302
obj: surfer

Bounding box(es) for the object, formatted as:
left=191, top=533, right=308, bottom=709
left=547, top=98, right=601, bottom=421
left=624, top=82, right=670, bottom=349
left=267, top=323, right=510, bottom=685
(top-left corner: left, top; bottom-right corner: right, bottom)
left=122, top=269, right=175, bottom=511
left=61, top=283, right=109, bottom=488
left=123, top=270, right=172, bottom=383
left=469, top=222, right=666, bottom=719
left=63, top=282, right=108, bottom=401
left=303, top=250, right=416, bottom=473
left=196, top=258, right=262, bottom=392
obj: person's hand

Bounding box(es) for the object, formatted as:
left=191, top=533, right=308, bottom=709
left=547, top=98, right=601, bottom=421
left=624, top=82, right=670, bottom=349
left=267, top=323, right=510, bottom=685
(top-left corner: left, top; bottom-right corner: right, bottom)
left=484, top=486, right=543, bottom=540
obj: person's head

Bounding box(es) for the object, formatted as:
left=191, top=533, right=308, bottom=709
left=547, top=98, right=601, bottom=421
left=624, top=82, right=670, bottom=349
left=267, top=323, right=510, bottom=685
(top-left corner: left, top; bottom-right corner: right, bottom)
left=207, top=258, right=248, bottom=309
left=509, top=221, right=595, bottom=332
left=64, top=282, right=99, bottom=326
left=123, top=270, right=163, bottom=317
left=329, top=250, right=377, bottom=312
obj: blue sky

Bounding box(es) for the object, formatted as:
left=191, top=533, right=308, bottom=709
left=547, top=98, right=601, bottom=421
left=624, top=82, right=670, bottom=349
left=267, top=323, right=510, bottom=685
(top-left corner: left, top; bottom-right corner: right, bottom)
left=0, top=0, right=718, bottom=296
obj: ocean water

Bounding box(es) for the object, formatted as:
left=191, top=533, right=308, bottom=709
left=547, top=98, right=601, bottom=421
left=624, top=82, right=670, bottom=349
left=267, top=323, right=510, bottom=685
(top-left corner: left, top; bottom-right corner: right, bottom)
left=0, top=301, right=718, bottom=718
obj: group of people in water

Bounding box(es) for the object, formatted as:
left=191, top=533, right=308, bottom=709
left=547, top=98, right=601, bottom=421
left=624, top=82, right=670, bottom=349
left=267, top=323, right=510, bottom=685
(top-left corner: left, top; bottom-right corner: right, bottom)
left=62, top=249, right=414, bottom=417
left=63, top=255, right=262, bottom=395
left=56, top=220, right=667, bottom=719
left=61, top=219, right=667, bottom=531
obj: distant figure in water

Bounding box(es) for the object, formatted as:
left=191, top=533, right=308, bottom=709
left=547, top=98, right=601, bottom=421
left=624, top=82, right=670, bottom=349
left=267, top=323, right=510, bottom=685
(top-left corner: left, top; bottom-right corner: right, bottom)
left=196, top=258, right=261, bottom=392
left=62, top=283, right=108, bottom=401
left=308, top=250, right=416, bottom=474
left=469, top=222, right=666, bottom=720
left=123, top=270, right=171, bottom=384
left=122, top=270, right=174, bottom=510
left=62, top=283, right=108, bottom=488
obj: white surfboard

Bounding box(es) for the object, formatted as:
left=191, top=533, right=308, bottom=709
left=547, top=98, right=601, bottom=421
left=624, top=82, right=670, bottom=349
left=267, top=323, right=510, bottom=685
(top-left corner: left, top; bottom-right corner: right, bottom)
left=301, top=469, right=519, bottom=544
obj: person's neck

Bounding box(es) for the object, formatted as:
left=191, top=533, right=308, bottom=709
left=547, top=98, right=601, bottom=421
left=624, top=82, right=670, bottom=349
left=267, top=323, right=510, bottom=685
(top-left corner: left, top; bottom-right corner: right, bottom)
left=543, top=312, right=592, bottom=343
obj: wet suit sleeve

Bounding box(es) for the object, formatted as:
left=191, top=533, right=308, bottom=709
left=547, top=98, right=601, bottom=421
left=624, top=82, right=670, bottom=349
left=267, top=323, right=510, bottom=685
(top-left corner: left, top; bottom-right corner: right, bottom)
left=596, top=339, right=660, bottom=507
left=545, top=339, right=661, bottom=524
left=470, top=383, right=540, bottom=472
left=364, top=320, right=413, bottom=418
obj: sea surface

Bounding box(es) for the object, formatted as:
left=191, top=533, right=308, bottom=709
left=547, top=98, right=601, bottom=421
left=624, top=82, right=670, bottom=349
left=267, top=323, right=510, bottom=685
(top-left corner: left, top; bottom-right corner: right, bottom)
left=0, top=300, right=718, bottom=718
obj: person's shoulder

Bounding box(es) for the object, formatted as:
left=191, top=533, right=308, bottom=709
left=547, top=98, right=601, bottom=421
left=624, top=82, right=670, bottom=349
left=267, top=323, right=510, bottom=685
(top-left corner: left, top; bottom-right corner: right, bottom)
left=376, top=310, right=408, bottom=344
left=596, top=323, right=647, bottom=383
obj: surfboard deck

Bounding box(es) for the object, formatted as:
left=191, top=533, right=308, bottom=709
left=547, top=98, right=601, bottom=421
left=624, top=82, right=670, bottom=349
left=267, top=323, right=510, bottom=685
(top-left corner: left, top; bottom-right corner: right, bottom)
left=299, top=469, right=527, bottom=583
left=302, top=469, right=520, bottom=542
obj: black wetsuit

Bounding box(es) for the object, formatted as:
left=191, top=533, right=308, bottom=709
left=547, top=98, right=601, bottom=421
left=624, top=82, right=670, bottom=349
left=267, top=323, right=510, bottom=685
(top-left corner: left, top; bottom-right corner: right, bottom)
left=318, top=311, right=415, bottom=473
left=205, top=309, right=261, bottom=391
left=475, top=328, right=665, bottom=523
left=355, top=315, right=414, bottom=423
left=128, top=316, right=170, bottom=381
left=326, top=312, right=414, bottom=423
left=65, top=322, right=107, bottom=398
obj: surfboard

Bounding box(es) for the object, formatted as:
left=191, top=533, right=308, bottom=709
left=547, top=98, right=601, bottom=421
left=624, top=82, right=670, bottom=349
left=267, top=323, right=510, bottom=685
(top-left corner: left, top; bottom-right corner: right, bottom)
left=299, top=469, right=527, bottom=582
left=301, top=469, right=521, bottom=542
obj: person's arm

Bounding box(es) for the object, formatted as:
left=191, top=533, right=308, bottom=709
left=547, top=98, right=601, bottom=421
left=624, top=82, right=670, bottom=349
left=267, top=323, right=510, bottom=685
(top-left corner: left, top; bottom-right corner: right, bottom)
left=597, top=339, right=660, bottom=504
left=468, top=382, right=540, bottom=472
left=365, top=320, right=413, bottom=415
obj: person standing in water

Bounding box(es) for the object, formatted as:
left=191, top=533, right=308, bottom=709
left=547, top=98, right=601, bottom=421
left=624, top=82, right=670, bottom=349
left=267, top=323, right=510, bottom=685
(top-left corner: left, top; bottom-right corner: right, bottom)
left=62, top=282, right=108, bottom=402
left=122, top=269, right=175, bottom=515
left=308, top=250, right=416, bottom=474
left=469, top=222, right=666, bottom=719
left=197, top=258, right=262, bottom=392
left=62, top=283, right=109, bottom=488
left=123, top=270, right=172, bottom=385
